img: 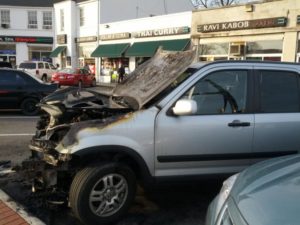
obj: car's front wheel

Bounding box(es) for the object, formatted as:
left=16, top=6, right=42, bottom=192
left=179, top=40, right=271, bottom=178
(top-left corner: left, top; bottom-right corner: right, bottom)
left=20, top=98, right=39, bottom=116
left=69, top=163, right=136, bottom=225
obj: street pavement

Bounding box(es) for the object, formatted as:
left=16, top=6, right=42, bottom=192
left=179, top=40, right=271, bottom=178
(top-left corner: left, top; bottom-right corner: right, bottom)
left=0, top=111, right=223, bottom=225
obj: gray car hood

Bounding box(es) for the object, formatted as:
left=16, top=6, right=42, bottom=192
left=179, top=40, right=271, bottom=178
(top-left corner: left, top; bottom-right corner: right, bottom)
left=231, top=154, right=300, bottom=225
left=112, top=48, right=196, bottom=109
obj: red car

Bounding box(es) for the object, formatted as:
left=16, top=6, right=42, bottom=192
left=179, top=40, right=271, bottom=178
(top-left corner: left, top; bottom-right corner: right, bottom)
left=51, top=68, right=96, bottom=87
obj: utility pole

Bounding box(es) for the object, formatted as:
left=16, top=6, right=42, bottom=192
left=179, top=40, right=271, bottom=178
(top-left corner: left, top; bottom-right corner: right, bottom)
left=136, top=0, right=139, bottom=18
left=163, top=0, right=168, bottom=14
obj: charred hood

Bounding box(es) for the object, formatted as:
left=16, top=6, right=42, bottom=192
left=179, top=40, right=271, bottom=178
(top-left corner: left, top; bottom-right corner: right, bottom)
left=43, top=49, right=195, bottom=110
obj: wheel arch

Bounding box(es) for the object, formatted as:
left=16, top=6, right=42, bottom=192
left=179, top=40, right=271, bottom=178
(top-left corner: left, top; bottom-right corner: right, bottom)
left=72, top=145, right=154, bottom=186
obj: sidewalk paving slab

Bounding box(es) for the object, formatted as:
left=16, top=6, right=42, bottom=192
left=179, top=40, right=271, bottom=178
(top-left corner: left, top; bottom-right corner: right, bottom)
left=0, top=189, right=45, bottom=225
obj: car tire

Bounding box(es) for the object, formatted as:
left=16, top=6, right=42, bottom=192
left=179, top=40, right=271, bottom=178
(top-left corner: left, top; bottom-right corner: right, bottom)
left=69, top=163, right=136, bottom=225
left=42, top=75, right=47, bottom=83
left=20, top=98, right=39, bottom=116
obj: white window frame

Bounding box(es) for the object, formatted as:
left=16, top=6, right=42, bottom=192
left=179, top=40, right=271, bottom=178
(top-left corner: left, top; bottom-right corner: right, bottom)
left=28, top=11, right=38, bottom=29
left=0, top=10, right=10, bottom=28
left=79, top=7, right=85, bottom=27
left=60, top=9, right=64, bottom=31
left=43, top=11, right=52, bottom=30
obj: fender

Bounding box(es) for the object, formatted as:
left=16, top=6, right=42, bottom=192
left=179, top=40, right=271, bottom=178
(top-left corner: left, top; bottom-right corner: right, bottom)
left=73, top=145, right=155, bottom=185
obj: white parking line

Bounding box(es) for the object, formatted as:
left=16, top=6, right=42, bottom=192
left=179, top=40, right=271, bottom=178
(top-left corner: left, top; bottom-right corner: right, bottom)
left=0, top=116, right=39, bottom=119
left=0, top=134, right=34, bottom=137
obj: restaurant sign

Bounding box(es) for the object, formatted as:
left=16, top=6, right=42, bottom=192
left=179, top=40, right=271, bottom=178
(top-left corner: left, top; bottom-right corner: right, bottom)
left=197, top=17, right=287, bottom=33
left=0, top=36, right=53, bottom=43
left=100, top=32, right=130, bottom=41
left=57, top=34, right=67, bottom=44
left=133, top=26, right=190, bottom=38
left=75, top=36, right=97, bottom=43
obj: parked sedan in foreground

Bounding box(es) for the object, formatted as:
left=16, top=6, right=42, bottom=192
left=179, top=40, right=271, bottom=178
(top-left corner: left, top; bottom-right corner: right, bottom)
left=0, top=68, right=57, bottom=115
left=206, top=154, right=300, bottom=225
left=51, top=68, right=96, bottom=87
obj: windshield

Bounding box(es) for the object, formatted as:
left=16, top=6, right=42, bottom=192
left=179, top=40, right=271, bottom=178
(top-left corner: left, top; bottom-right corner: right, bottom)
left=144, top=67, right=198, bottom=108
left=22, top=71, right=44, bottom=84
left=19, top=63, right=36, bottom=69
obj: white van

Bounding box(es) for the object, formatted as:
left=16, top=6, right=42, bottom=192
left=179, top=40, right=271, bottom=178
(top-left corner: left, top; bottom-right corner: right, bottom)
left=19, top=61, right=56, bottom=82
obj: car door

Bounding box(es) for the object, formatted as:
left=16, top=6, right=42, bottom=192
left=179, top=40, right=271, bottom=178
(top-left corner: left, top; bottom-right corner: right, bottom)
left=252, top=67, right=300, bottom=164
left=154, top=67, right=254, bottom=177
left=0, top=70, right=27, bottom=109
left=81, top=69, right=92, bottom=85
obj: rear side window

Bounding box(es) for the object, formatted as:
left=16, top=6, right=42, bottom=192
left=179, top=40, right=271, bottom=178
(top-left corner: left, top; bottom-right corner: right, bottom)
left=259, top=70, right=300, bottom=113
left=0, top=70, right=26, bottom=85
left=38, top=63, right=44, bottom=69
left=19, top=63, right=36, bottom=69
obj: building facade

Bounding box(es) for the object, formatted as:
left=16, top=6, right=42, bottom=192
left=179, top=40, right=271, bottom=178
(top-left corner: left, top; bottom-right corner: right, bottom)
left=0, top=0, right=54, bottom=67
left=52, top=0, right=100, bottom=72
left=191, top=0, right=300, bottom=63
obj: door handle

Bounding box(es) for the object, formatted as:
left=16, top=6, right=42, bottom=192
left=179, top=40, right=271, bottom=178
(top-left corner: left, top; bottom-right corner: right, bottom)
left=228, top=120, right=250, bottom=127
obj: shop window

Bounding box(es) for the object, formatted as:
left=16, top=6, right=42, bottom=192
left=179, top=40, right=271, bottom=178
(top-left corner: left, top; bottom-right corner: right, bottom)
left=199, top=43, right=229, bottom=55
left=28, top=11, right=37, bottom=29
left=0, top=10, right=10, bottom=28
left=246, top=40, right=282, bottom=54
left=60, top=9, right=64, bottom=32
left=43, top=11, right=52, bottom=30
left=259, top=70, right=300, bottom=113
left=79, top=8, right=85, bottom=27
left=29, top=46, right=52, bottom=62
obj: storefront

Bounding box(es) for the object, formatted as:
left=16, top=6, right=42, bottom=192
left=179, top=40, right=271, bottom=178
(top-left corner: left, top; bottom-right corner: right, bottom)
left=191, top=0, right=300, bottom=63
left=0, top=36, right=53, bottom=67
left=0, top=44, right=16, bottom=67
left=50, top=34, right=67, bottom=68
left=76, top=36, right=97, bottom=74
left=93, top=12, right=192, bottom=83
left=92, top=26, right=191, bottom=83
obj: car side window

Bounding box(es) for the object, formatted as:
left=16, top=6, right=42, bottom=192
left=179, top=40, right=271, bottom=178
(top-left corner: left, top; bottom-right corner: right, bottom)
left=50, top=64, right=56, bottom=70
left=38, top=63, right=44, bottom=69
left=45, top=63, right=50, bottom=69
left=180, top=70, right=248, bottom=115
left=0, top=71, right=26, bottom=85
left=259, top=70, right=300, bottom=113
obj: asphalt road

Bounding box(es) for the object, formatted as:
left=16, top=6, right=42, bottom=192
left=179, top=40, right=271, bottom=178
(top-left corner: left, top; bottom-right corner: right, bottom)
left=0, top=111, right=223, bottom=225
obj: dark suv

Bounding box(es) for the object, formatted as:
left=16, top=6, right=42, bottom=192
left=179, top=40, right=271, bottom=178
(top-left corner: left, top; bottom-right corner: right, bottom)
left=0, top=69, right=57, bottom=115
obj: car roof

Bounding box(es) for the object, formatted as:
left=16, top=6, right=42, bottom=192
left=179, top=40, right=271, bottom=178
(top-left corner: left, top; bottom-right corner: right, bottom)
left=189, top=60, right=300, bottom=70
left=20, top=61, right=48, bottom=63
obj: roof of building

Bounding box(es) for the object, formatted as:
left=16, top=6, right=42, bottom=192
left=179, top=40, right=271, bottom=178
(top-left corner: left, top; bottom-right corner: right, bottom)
left=0, top=0, right=53, bottom=7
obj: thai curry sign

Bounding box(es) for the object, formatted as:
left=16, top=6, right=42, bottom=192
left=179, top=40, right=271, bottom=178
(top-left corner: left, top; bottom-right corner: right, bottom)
left=197, top=17, right=287, bottom=33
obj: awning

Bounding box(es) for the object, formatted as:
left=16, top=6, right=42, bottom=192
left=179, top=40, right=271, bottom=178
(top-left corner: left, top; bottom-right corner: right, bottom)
left=125, top=39, right=190, bottom=57
left=49, top=46, right=66, bottom=57
left=91, top=43, right=130, bottom=58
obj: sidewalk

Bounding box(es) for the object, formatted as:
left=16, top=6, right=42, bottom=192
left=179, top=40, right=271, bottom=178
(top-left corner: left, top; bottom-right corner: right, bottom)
left=0, top=189, right=45, bottom=225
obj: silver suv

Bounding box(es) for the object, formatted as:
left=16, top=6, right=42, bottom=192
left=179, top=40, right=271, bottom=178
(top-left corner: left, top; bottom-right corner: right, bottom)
left=25, top=49, right=300, bottom=225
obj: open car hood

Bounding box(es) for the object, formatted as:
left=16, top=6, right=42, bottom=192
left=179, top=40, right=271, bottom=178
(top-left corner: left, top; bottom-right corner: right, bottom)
left=112, top=48, right=196, bottom=109
left=43, top=48, right=195, bottom=110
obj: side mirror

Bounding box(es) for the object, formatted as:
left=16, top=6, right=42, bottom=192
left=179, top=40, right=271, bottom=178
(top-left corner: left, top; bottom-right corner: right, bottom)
left=172, top=99, right=197, bottom=116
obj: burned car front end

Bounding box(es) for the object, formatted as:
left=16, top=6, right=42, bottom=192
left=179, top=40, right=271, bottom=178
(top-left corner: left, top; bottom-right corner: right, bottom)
left=25, top=86, right=133, bottom=196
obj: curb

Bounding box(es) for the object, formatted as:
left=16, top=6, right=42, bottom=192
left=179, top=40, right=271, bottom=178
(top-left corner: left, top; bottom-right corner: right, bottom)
left=0, top=189, right=45, bottom=225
